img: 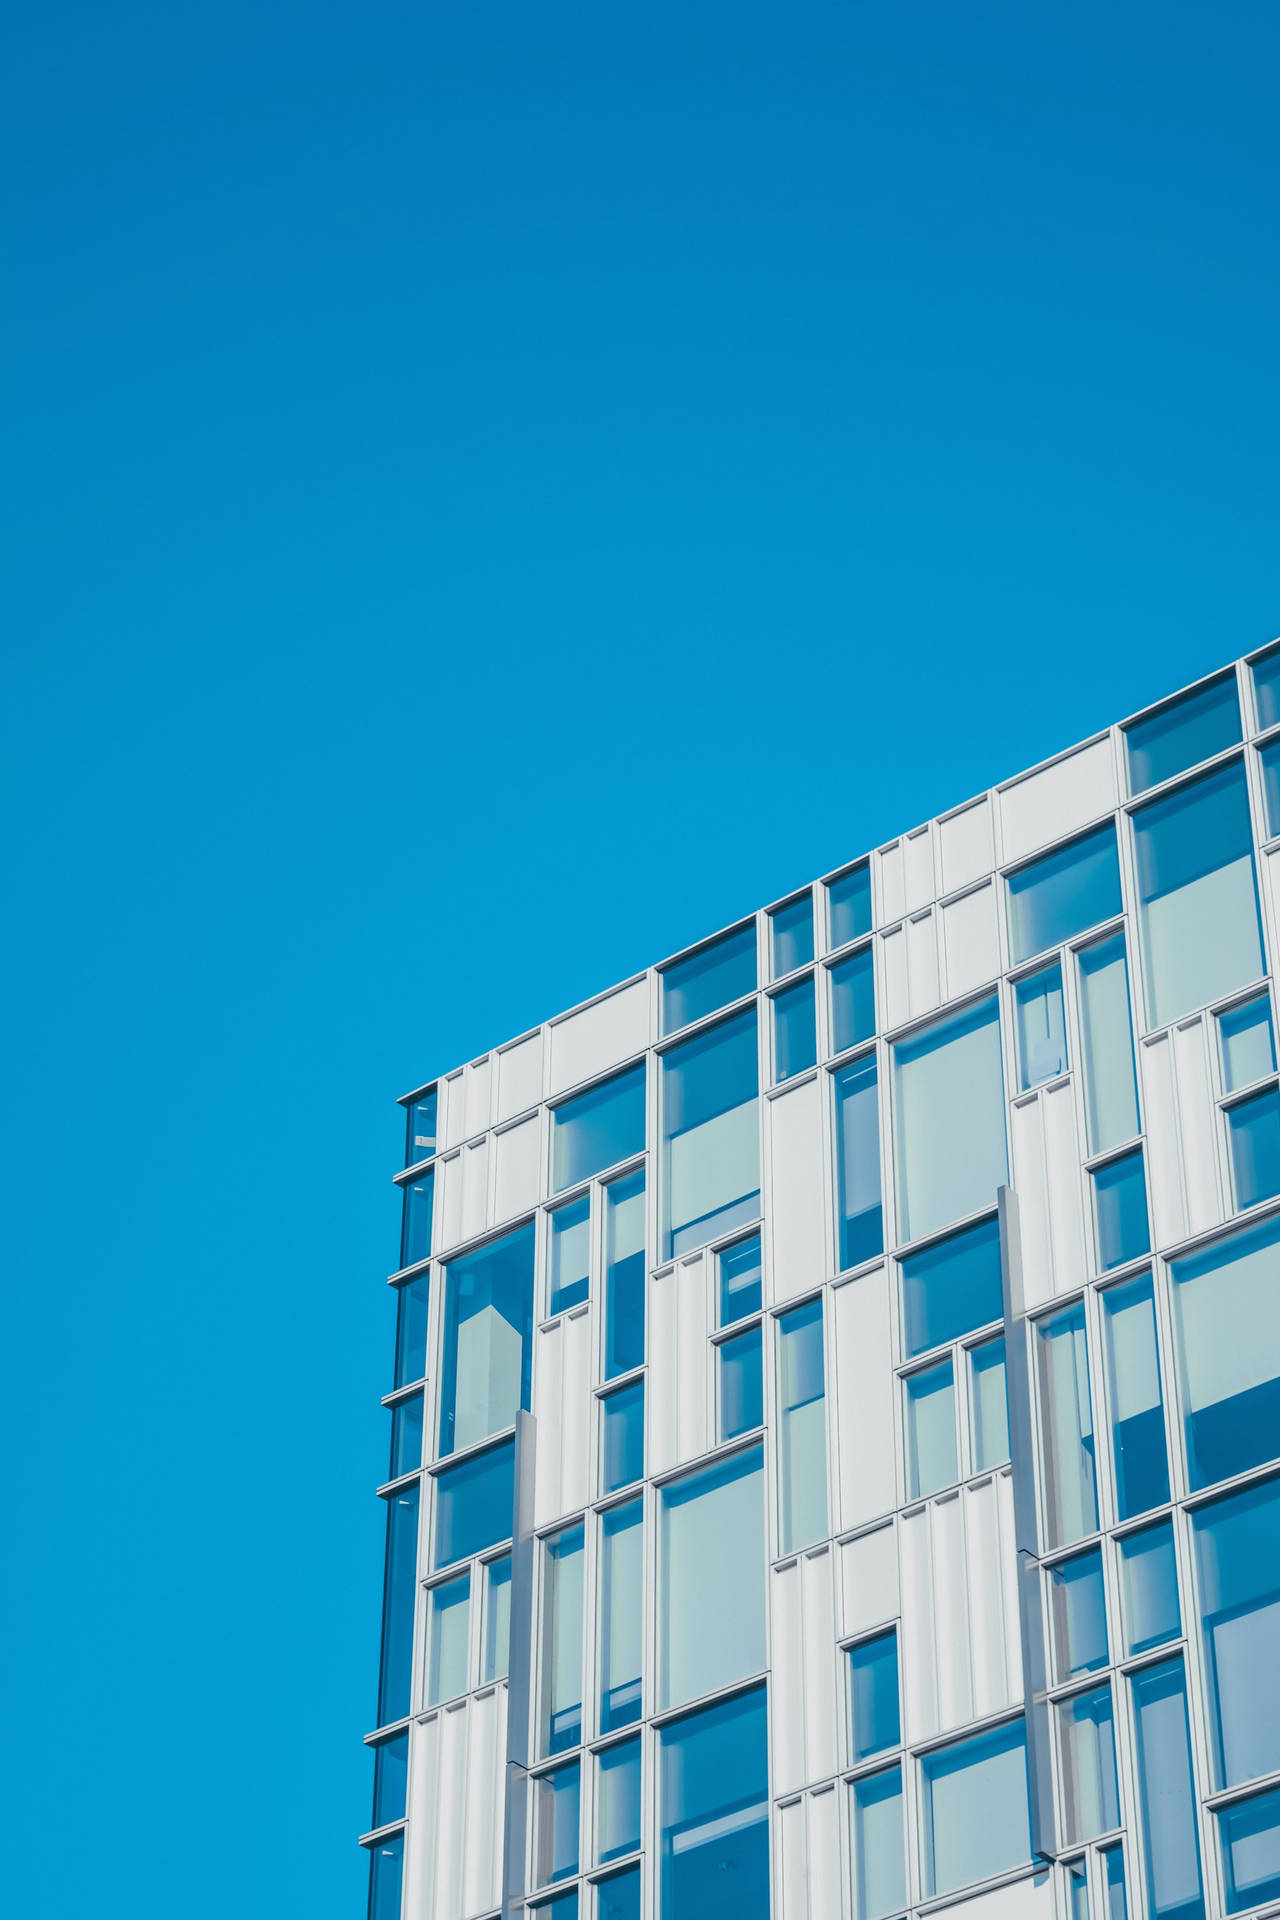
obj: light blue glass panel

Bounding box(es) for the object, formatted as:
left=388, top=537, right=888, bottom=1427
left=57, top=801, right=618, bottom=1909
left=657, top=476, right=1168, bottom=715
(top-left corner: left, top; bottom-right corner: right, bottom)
left=597, top=1735, right=642, bottom=1864
left=439, top=1222, right=534, bottom=1456
left=405, top=1086, right=437, bottom=1165
left=400, top=1169, right=433, bottom=1268
left=1219, top=993, right=1276, bottom=1091
left=830, top=946, right=875, bottom=1054
left=902, top=1213, right=1003, bottom=1357
left=433, top=1437, right=514, bottom=1568
left=1059, top=1684, right=1120, bottom=1843
left=1131, top=1658, right=1205, bottom=1920
left=920, top=1719, right=1031, bottom=1896
left=660, top=1685, right=769, bottom=1920
left=719, top=1324, right=763, bottom=1441
left=1220, top=1785, right=1280, bottom=1914
left=552, top=1063, right=646, bottom=1191
left=604, top=1170, right=645, bottom=1379
left=1259, top=738, right=1280, bottom=837
left=849, top=1629, right=900, bottom=1760
left=1067, top=1860, right=1090, bottom=1920
left=389, top=1391, right=423, bottom=1479
left=662, top=1008, right=759, bottom=1258
left=549, top=1196, right=590, bottom=1315
left=481, top=1553, right=511, bottom=1683
left=661, top=923, right=757, bottom=1035
left=371, top=1729, right=408, bottom=1830
left=1036, top=1303, right=1099, bottom=1546
left=1006, top=824, right=1122, bottom=965
left=534, top=1760, right=580, bottom=1885
left=1133, top=760, right=1263, bottom=1028
left=718, top=1231, right=763, bottom=1323
left=366, top=1830, right=403, bottom=1920
left=770, top=893, right=814, bottom=978
left=1119, top=1520, right=1180, bottom=1656
left=1093, top=1151, right=1150, bottom=1271
left=540, top=1523, right=584, bottom=1755
left=1078, top=933, right=1140, bottom=1154
left=1102, top=1276, right=1169, bottom=1518
left=1192, top=1474, right=1280, bottom=1789
left=1171, top=1213, right=1280, bottom=1489
left=906, top=1360, right=957, bottom=1498
left=851, top=1764, right=906, bottom=1920
left=893, top=996, right=1006, bottom=1244
left=660, top=1445, right=765, bottom=1709
left=1103, top=1845, right=1129, bottom=1920
left=426, top=1571, right=470, bottom=1705
left=596, top=1865, right=640, bottom=1920
left=828, top=863, right=872, bottom=947
left=1125, top=672, right=1240, bottom=795
left=1228, top=1086, right=1280, bottom=1209
left=778, top=1297, right=827, bottom=1551
left=599, top=1498, right=643, bottom=1733
left=393, top=1271, right=430, bottom=1388
left=601, top=1379, right=644, bottom=1494
left=970, top=1336, right=1010, bottom=1469
left=377, top=1485, right=419, bottom=1726
left=1253, top=646, right=1280, bottom=730
left=1049, top=1548, right=1108, bottom=1682
left=773, top=973, right=817, bottom=1082
left=834, top=1055, right=883, bottom=1268
left=530, top=1893, right=577, bottom=1919
left=1015, top=962, right=1067, bottom=1090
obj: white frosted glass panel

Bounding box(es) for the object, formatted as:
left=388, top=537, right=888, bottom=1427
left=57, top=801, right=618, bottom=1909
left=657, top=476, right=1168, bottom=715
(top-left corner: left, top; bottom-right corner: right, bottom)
left=660, top=1444, right=766, bottom=1708
left=893, top=997, right=1007, bottom=1243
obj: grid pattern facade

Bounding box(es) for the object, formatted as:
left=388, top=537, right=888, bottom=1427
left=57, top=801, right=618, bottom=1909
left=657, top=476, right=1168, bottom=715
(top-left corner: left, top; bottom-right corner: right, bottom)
left=362, top=643, right=1280, bottom=1920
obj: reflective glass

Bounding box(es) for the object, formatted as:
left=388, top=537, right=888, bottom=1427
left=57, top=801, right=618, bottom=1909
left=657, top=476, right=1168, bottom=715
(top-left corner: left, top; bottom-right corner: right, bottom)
left=1192, top=1475, right=1280, bottom=1789
left=1049, top=1549, right=1109, bottom=1682
left=366, top=1831, right=403, bottom=1920
left=426, top=1572, right=470, bottom=1705
left=1103, top=1845, right=1129, bottom=1920
left=778, top=1298, right=827, bottom=1551
left=1119, top=1520, right=1180, bottom=1656
left=1036, top=1303, right=1099, bottom=1546
left=661, top=923, right=757, bottom=1034
left=1006, top=825, right=1122, bottom=965
left=600, top=1379, right=644, bottom=1494
left=1219, top=993, right=1276, bottom=1091
left=553, top=1064, right=646, bottom=1192
left=393, top=1272, right=430, bottom=1389
left=604, top=1170, right=645, bottom=1379
left=599, top=1498, right=643, bottom=1733
left=1102, top=1276, right=1169, bottom=1518
left=1078, top=933, right=1140, bottom=1154
left=439, top=1222, right=534, bottom=1456
left=400, top=1170, right=433, bottom=1269
left=1125, top=672, right=1240, bottom=795
left=773, top=974, right=817, bottom=1082
left=534, top=1761, right=580, bottom=1886
left=1228, top=1085, right=1280, bottom=1209
left=718, top=1324, right=763, bottom=1441
left=892, top=996, right=1006, bottom=1244
left=1171, top=1213, right=1280, bottom=1489
left=970, top=1336, right=1010, bottom=1469
left=1093, top=1151, right=1150, bottom=1271
left=1220, top=1785, right=1280, bottom=1914
left=1253, top=645, right=1280, bottom=731
left=549, top=1197, right=590, bottom=1315
left=849, top=1629, right=900, bottom=1760
left=596, top=1865, right=640, bottom=1920
left=830, top=946, right=875, bottom=1054
left=481, top=1553, right=512, bottom=1683
left=1067, top=1860, right=1090, bottom=1920
left=920, top=1719, right=1031, bottom=1896
left=770, top=893, right=814, bottom=978
left=1059, top=1684, right=1120, bottom=1843
left=828, top=863, right=872, bottom=947
left=530, top=1893, right=577, bottom=1919
left=901, top=1213, right=1003, bottom=1357
left=371, top=1728, right=408, bottom=1830
left=596, top=1735, right=641, bottom=1864
left=388, top=1391, right=423, bottom=1480
left=851, top=1765, right=906, bottom=1920
left=433, top=1436, right=514, bottom=1568
left=1260, top=738, right=1280, bottom=838
left=377, top=1485, right=419, bottom=1726
left=540, top=1523, right=584, bottom=1755
left=1133, top=760, right=1263, bottom=1029
left=405, top=1087, right=437, bottom=1165
left=1131, top=1658, right=1205, bottom=1920
left=718, top=1232, right=763, bottom=1323
left=659, top=1445, right=765, bottom=1709
left=661, top=1008, right=760, bottom=1258
left=906, top=1360, right=957, bottom=1499
left=1015, top=962, right=1067, bottom=1090
left=834, top=1055, right=883, bottom=1268
left=659, top=1685, right=769, bottom=1920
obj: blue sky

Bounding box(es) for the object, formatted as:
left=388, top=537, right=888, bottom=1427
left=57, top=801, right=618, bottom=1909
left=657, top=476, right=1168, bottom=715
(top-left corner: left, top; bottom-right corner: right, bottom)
left=2, top=2, right=1276, bottom=1913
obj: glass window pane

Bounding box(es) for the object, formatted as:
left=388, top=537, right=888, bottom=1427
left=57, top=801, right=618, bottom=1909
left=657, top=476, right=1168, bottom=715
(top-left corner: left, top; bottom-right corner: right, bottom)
left=892, top=996, right=1006, bottom=1244
left=1015, top=962, right=1068, bottom=1090
left=599, top=1498, right=643, bottom=1733
left=661, top=923, right=757, bottom=1035
left=1220, top=1785, right=1280, bottom=1914
left=366, top=1831, right=404, bottom=1920
left=405, top=1087, right=438, bottom=1166
left=604, top=1170, right=645, bottom=1379
left=920, top=1719, right=1031, bottom=1896
left=834, top=1055, right=883, bottom=1269
left=1133, top=760, right=1263, bottom=1029
left=534, top=1761, right=581, bottom=1886
left=1219, top=993, right=1276, bottom=1091
left=1078, top=933, right=1140, bottom=1154
left=377, top=1484, right=419, bottom=1726
left=389, top=1391, right=424, bottom=1480
left=906, top=1360, right=957, bottom=1499
left=1049, top=1549, right=1109, bottom=1682
left=659, top=1685, right=769, bottom=1920
left=371, top=1729, right=409, bottom=1830
left=433, top=1437, right=515, bottom=1568
left=439, top=1222, right=535, bottom=1456
left=772, top=974, right=816, bottom=1082
left=849, top=1629, right=900, bottom=1760
left=1006, top=825, right=1122, bottom=966
left=552, top=1064, right=646, bottom=1192
left=661, top=1008, right=760, bottom=1259
left=1228, top=1086, right=1280, bottom=1209
left=1253, top=645, right=1280, bottom=731
left=600, top=1380, right=644, bottom=1494
left=970, top=1336, right=1010, bottom=1470
left=540, top=1524, right=584, bottom=1756
left=596, top=1735, right=642, bottom=1864
left=1102, top=1275, right=1170, bottom=1518
left=1131, top=1658, right=1205, bottom=1920
left=481, top=1554, right=512, bottom=1683
left=596, top=1865, right=640, bottom=1920
left=1036, top=1303, right=1099, bottom=1547
left=830, top=947, right=875, bottom=1054
left=393, top=1272, right=430, bottom=1389
left=530, top=1892, right=578, bottom=1919
left=1119, top=1520, right=1180, bottom=1657
left=426, top=1571, right=470, bottom=1706
left=778, top=1298, right=827, bottom=1552
left=770, top=894, right=814, bottom=978
left=718, top=1324, right=763, bottom=1441
left=549, top=1197, right=590, bottom=1316
left=851, top=1764, right=906, bottom=1920
left=1067, top=1859, right=1090, bottom=1920
left=828, top=863, right=872, bottom=947
left=718, top=1231, right=763, bottom=1323
left=1093, top=1150, right=1150, bottom=1272
left=1192, top=1474, right=1280, bottom=1790
left=1259, top=738, right=1280, bottom=837
left=400, top=1169, right=434, bottom=1268
left=1103, top=1844, right=1129, bottom=1920
left=1059, top=1684, right=1120, bottom=1843
left=901, top=1213, right=1003, bottom=1357
left=660, top=1445, right=766, bottom=1709
left=1171, top=1213, right=1280, bottom=1489
left=1125, top=671, right=1241, bottom=795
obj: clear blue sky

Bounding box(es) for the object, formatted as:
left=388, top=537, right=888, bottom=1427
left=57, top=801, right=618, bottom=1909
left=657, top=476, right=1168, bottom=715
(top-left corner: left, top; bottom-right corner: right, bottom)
left=1, top=2, right=1276, bottom=1913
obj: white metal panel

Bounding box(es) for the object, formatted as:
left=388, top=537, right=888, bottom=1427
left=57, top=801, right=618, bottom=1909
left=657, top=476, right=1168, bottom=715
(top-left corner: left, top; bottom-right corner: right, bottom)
left=880, top=925, right=910, bottom=1030
left=441, top=1070, right=466, bottom=1150
left=767, top=1075, right=826, bottom=1306
left=777, top=1784, right=842, bottom=1920
left=461, top=1137, right=488, bottom=1242
left=772, top=1547, right=839, bottom=1795
left=771, top=1558, right=806, bottom=1795
left=1009, top=1094, right=1052, bottom=1311
left=999, top=736, right=1116, bottom=863
left=777, top=1795, right=808, bottom=1920
left=900, top=1504, right=938, bottom=1740
left=496, top=1032, right=543, bottom=1121
left=801, top=1547, right=838, bottom=1786
left=1139, top=1031, right=1187, bottom=1249
left=461, top=1687, right=506, bottom=1917
left=464, top=1058, right=492, bottom=1139
left=838, top=1520, right=899, bottom=1638
left=532, top=1307, right=591, bottom=1527
left=438, top=1150, right=464, bottom=1255
left=996, top=1469, right=1023, bottom=1700
left=647, top=1263, right=678, bottom=1478
left=928, top=1872, right=1054, bottom=1919
left=901, top=1474, right=1020, bottom=1745
left=1172, top=1016, right=1222, bottom=1235
left=877, top=842, right=906, bottom=928
left=939, top=797, right=995, bottom=894
left=832, top=1266, right=896, bottom=1528
left=647, top=1257, right=710, bottom=1474
left=941, top=883, right=999, bottom=1002
left=1042, top=1078, right=1088, bottom=1297
left=406, top=1693, right=508, bottom=1920
left=906, top=910, right=940, bottom=1016
left=904, top=824, right=935, bottom=911
left=964, top=1477, right=1009, bottom=1719
left=492, top=1116, right=540, bottom=1225
left=548, top=978, right=648, bottom=1096
left=931, top=1492, right=973, bottom=1730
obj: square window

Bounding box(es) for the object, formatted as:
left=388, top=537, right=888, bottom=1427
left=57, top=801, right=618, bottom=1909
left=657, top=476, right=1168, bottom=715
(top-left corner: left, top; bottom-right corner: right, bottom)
left=1006, top=825, right=1122, bottom=966
left=901, top=1213, right=1003, bottom=1358
left=920, top=1720, right=1031, bottom=1896
left=552, top=1065, right=646, bottom=1193
left=661, top=923, right=756, bottom=1034
left=1227, top=1085, right=1280, bottom=1210
left=1124, top=671, right=1241, bottom=796
left=718, top=1231, right=762, bottom=1324
left=595, top=1866, right=640, bottom=1920
left=1219, top=994, right=1276, bottom=1092
left=600, top=1380, right=644, bottom=1494
left=770, top=893, right=814, bottom=978
left=433, top=1437, right=515, bottom=1569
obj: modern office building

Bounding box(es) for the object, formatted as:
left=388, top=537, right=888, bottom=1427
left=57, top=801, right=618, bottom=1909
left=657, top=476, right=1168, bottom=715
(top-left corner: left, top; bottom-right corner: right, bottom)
left=362, top=644, right=1280, bottom=1920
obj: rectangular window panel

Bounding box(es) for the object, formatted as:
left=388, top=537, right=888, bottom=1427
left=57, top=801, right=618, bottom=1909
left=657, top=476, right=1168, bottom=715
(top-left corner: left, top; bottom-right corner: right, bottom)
left=388, top=1391, right=424, bottom=1480
left=770, top=893, right=814, bottom=978
left=1102, top=1275, right=1169, bottom=1518
left=604, top=1170, right=645, bottom=1379
left=828, top=863, right=872, bottom=947
left=596, top=1865, right=640, bottom=1920
left=893, top=996, right=1006, bottom=1244
left=718, top=1324, right=763, bottom=1441
left=400, top=1169, right=434, bottom=1268
left=1192, top=1474, right=1280, bottom=1790
left=1078, top=932, right=1141, bottom=1154
left=1015, top=961, right=1068, bottom=1090
left=1093, top=1150, right=1150, bottom=1272
left=530, top=1892, right=577, bottom=1919
left=906, top=1359, right=957, bottom=1499
left=659, top=1685, right=769, bottom=1920
left=659, top=1445, right=765, bottom=1709
left=920, top=1718, right=1031, bottom=1897
left=1037, top=1303, right=1099, bottom=1547
left=540, top=1523, right=584, bottom=1756
left=405, top=1086, right=438, bottom=1166
left=433, top=1436, right=515, bottom=1569
left=1006, top=824, right=1122, bottom=966
left=600, top=1380, right=644, bottom=1495
left=1253, top=645, right=1280, bottom=731
left=902, top=1212, right=1003, bottom=1357
left=481, top=1553, right=512, bottom=1683
left=662, top=1008, right=759, bottom=1258
left=718, top=1231, right=763, bottom=1324
left=830, top=946, right=875, bottom=1054
left=1059, top=1684, right=1120, bottom=1844
left=439, top=1222, right=534, bottom=1456
left=1125, top=671, right=1241, bottom=796
left=1171, top=1213, right=1280, bottom=1489
left=1119, top=1520, right=1180, bottom=1656
left=661, top=923, right=757, bottom=1035
left=371, top=1728, right=409, bottom=1831
left=970, top=1335, right=1010, bottom=1469
left=849, top=1628, right=900, bottom=1760
left=1103, top=1844, right=1129, bottom=1920
left=1228, top=1086, right=1280, bottom=1210
left=552, top=1063, right=646, bottom=1192
left=1067, top=1860, right=1089, bottom=1920
left=1259, top=738, right=1280, bottom=837
left=777, top=1298, right=827, bottom=1552
left=377, top=1484, right=419, bottom=1726
left=366, top=1832, right=403, bottom=1920
left=772, top=974, right=817, bottom=1082
left=534, top=1760, right=581, bottom=1886
left=393, top=1272, right=430, bottom=1389
left=599, top=1497, right=643, bottom=1733
left=834, top=1055, right=883, bottom=1268
left=1133, top=759, right=1264, bottom=1029
left=549, top=1197, right=590, bottom=1316
left=1049, top=1548, right=1108, bottom=1683
left=1219, top=1785, right=1280, bottom=1914
left=596, top=1734, right=642, bottom=1864
left=1219, top=993, right=1276, bottom=1092
left=1131, top=1658, right=1205, bottom=1920
left=851, top=1764, right=906, bottom=1920
left=426, top=1571, right=470, bottom=1706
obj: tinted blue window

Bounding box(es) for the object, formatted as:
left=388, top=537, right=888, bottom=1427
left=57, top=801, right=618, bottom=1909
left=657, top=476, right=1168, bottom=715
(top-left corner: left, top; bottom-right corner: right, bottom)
left=534, top=1760, right=580, bottom=1885
left=902, top=1213, right=1003, bottom=1357
left=1120, top=1520, right=1181, bottom=1656
left=388, top=1392, right=423, bottom=1480
left=433, top=1437, right=514, bottom=1568
left=970, top=1335, right=1009, bottom=1469
left=1192, top=1475, right=1280, bottom=1790
left=530, top=1890, right=577, bottom=1918
left=834, top=1055, right=882, bottom=1269
left=596, top=1865, right=641, bottom=1920
left=772, top=974, right=816, bottom=1081
left=601, top=1379, right=644, bottom=1493
left=1259, top=739, right=1280, bottom=838
left=366, top=1830, right=403, bottom=1920
left=1228, top=1086, right=1280, bottom=1209
left=719, top=1324, right=763, bottom=1440
left=1131, top=1658, right=1205, bottom=1920
left=850, top=1629, right=900, bottom=1760
left=604, top=1170, right=645, bottom=1378
left=1219, top=994, right=1276, bottom=1091
left=1220, top=1786, right=1280, bottom=1914
left=661, top=923, right=757, bottom=1034
left=549, top=1196, right=590, bottom=1315
left=439, top=1222, right=534, bottom=1456
left=371, top=1729, right=408, bottom=1830
left=393, top=1271, right=430, bottom=1388
left=1102, top=1276, right=1169, bottom=1518
left=1059, top=1684, right=1120, bottom=1843
left=1036, top=1301, right=1099, bottom=1545
left=905, top=1359, right=957, bottom=1498
left=921, top=1719, right=1031, bottom=1895
left=1094, top=1151, right=1149, bottom=1271
left=377, top=1485, right=419, bottom=1725
left=719, top=1232, right=762, bottom=1323
left=405, top=1087, right=437, bottom=1165
left=400, top=1169, right=434, bottom=1267
left=1125, top=672, right=1240, bottom=796
left=1103, top=1844, right=1129, bottom=1920
left=600, top=1499, right=642, bottom=1733
left=662, top=1008, right=759, bottom=1257
left=830, top=946, right=875, bottom=1054
left=770, top=894, right=814, bottom=978
left=1049, top=1549, right=1108, bottom=1682
left=552, top=1063, right=646, bottom=1191
left=660, top=1685, right=769, bottom=1920
left=1171, top=1214, right=1280, bottom=1490
left=1015, top=962, right=1068, bottom=1089
left=851, top=1765, right=906, bottom=1920
left=541, top=1523, right=585, bottom=1754
left=828, top=863, right=872, bottom=946
left=1006, top=824, right=1122, bottom=965
left=597, top=1735, right=642, bottom=1864
left=1254, top=646, right=1280, bottom=730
